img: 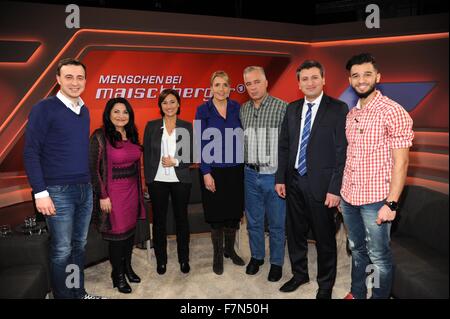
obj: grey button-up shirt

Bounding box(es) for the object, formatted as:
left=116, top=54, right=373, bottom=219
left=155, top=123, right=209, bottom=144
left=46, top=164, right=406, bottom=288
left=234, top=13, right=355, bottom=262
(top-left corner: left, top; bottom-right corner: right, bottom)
left=240, top=94, right=287, bottom=174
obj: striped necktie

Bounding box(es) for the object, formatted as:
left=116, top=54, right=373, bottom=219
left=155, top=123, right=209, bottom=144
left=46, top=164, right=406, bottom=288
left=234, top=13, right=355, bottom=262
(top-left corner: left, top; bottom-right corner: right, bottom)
left=297, top=103, right=314, bottom=176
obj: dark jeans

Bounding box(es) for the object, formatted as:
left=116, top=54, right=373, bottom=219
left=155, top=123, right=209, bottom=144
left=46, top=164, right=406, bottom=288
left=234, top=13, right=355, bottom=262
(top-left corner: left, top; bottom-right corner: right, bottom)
left=148, top=181, right=191, bottom=265
left=46, top=183, right=92, bottom=299
left=286, top=173, right=337, bottom=289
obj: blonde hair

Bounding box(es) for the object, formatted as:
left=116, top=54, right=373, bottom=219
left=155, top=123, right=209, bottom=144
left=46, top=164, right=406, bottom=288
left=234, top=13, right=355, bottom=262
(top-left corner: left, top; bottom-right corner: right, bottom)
left=210, top=70, right=230, bottom=86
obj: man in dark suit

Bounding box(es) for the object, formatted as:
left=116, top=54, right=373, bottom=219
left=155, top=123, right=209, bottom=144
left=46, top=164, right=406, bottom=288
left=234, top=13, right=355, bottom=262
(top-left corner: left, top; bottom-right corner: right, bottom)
left=275, top=60, right=348, bottom=299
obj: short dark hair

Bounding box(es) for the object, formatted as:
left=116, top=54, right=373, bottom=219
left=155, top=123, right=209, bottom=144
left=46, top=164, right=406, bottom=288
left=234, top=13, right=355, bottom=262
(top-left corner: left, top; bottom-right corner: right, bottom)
left=158, top=89, right=181, bottom=117
left=57, top=58, right=87, bottom=77
left=296, top=60, right=324, bottom=80
left=345, top=53, right=378, bottom=72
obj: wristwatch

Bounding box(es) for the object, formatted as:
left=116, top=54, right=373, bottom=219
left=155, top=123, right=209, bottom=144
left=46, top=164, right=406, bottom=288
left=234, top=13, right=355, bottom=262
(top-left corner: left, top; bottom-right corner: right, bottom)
left=384, top=201, right=398, bottom=211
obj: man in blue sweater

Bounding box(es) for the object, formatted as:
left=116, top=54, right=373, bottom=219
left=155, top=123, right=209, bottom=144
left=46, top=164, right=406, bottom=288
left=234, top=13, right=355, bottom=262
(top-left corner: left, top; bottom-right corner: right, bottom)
left=24, top=58, right=103, bottom=299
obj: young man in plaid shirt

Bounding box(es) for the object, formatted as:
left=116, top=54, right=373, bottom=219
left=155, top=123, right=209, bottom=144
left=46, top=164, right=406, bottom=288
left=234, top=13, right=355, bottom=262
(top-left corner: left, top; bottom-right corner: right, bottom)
left=340, top=53, right=414, bottom=299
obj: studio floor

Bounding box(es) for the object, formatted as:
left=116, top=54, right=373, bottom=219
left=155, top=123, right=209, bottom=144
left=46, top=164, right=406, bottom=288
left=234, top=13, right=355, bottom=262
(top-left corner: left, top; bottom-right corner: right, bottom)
left=85, top=225, right=352, bottom=299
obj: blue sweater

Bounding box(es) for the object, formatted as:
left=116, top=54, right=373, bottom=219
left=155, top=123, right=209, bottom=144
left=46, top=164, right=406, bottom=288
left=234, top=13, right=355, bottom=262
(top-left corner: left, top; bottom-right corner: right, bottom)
left=24, top=96, right=91, bottom=194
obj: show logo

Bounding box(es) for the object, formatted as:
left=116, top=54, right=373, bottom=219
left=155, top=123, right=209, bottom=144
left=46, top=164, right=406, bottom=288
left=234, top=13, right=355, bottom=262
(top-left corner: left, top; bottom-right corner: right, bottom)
left=95, top=74, right=246, bottom=101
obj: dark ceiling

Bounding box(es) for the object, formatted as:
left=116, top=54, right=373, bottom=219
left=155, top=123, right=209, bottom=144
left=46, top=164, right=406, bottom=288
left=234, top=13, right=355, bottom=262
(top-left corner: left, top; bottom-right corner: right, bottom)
left=9, top=0, right=450, bottom=25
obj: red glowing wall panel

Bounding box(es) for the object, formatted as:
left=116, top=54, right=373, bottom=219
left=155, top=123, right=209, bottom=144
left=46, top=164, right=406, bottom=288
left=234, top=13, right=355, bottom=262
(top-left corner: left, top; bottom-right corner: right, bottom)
left=81, top=50, right=290, bottom=137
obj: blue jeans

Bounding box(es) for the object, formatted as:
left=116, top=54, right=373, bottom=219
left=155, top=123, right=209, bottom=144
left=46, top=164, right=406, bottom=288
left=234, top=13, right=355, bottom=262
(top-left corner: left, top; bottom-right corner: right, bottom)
left=341, top=199, right=393, bottom=299
left=244, top=167, right=286, bottom=266
left=46, top=183, right=92, bottom=299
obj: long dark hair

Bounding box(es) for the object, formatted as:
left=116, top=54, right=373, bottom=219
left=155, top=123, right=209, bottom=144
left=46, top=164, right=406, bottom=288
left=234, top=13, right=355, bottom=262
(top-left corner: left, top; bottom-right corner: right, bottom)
left=102, top=97, right=140, bottom=147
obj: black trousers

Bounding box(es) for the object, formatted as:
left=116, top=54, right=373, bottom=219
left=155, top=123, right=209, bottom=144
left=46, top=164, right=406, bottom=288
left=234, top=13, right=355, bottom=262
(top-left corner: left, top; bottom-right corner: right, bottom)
left=148, top=181, right=191, bottom=265
left=286, top=172, right=337, bottom=289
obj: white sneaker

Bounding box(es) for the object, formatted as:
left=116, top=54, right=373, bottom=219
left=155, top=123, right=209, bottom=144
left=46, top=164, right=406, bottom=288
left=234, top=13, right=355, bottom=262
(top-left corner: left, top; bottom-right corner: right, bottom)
left=83, top=293, right=107, bottom=299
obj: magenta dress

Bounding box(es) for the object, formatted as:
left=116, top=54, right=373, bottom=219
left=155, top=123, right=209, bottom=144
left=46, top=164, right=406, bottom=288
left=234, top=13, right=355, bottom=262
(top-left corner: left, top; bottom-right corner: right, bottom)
left=107, top=140, right=143, bottom=237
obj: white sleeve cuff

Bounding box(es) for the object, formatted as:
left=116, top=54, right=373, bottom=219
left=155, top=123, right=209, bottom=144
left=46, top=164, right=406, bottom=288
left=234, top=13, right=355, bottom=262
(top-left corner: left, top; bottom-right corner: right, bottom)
left=34, top=190, right=50, bottom=199
left=174, top=159, right=180, bottom=167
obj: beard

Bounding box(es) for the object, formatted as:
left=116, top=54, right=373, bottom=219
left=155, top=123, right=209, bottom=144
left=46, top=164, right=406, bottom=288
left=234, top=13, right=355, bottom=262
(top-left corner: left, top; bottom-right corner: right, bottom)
left=352, top=83, right=376, bottom=99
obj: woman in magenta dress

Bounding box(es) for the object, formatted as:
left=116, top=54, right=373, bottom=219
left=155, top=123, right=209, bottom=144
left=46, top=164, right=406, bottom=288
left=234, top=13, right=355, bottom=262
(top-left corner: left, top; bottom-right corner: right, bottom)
left=89, top=97, right=146, bottom=294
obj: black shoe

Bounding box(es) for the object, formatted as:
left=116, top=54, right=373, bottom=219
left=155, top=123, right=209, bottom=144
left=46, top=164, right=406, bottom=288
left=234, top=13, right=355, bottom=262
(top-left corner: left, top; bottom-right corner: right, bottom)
left=125, top=270, right=141, bottom=283
left=245, top=258, right=264, bottom=275
left=316, top=288, right=333, bottom=299
left=213, top=262, right=224, bottom=275
left=279, top=276, right=310, bottom=293
left=223, top=228, right=245, bottom=266
left=180, top=262, right=190, bottom=274
left=224, top=251, right=246, bottom=266
left=111, top=272, right=132, bottom=294
left=267, top=264, right=282, bottom=282
left=124, top=263, right=141, bottom=283
left=125, top=273, right=141, bottom=283
left=156, top=264, right=166, bottom=275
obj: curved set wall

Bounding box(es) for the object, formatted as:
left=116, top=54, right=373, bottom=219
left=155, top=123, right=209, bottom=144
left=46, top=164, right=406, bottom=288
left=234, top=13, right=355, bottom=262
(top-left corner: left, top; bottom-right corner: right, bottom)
left=0, top=2, right=448, bottom=214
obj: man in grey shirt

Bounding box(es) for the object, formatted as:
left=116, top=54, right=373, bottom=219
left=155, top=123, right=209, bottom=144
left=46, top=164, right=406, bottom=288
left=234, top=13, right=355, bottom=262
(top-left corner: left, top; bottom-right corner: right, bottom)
left=240, top=66, right=287, bottom=282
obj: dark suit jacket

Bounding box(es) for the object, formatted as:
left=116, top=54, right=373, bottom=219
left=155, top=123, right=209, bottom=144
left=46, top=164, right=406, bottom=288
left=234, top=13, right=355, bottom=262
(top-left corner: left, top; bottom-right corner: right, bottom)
left=275, top=94, right=348, bottom=201
left=143, top=118, right=193, bottom=184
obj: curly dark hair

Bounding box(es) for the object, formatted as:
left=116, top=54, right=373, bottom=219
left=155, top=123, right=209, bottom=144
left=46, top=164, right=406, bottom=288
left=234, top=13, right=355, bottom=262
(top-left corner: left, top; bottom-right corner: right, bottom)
left=102, top=97, right=140, bottom=147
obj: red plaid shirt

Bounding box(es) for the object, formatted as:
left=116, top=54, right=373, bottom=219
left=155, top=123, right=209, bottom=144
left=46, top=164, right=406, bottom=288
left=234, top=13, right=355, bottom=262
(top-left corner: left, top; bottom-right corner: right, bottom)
left=341, top=90, right=414, bottom=205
